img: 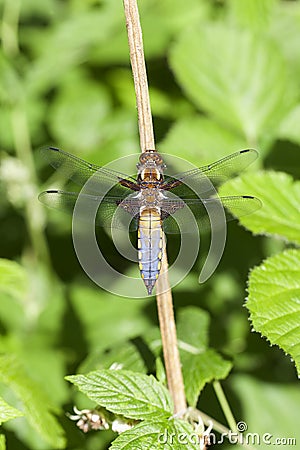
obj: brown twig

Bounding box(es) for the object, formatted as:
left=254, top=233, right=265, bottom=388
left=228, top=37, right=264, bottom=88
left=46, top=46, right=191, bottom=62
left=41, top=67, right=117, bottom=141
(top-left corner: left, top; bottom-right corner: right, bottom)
left=123, top=0, right=187, bottom=413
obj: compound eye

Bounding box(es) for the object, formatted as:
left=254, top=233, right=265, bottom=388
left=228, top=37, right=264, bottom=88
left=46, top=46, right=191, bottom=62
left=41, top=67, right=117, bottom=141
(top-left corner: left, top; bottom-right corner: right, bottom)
left=139, top=154, right=148, bottom=164
left=139, top=151, right=164, bottom=166
left=155, top=155, right=163, bottom=165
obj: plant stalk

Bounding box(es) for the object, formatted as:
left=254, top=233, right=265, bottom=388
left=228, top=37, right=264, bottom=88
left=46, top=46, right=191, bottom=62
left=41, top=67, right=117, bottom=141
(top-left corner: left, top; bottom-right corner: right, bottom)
left=213, top=380, right=237, bottom=432
left=122, top=0, right=187, bottom=414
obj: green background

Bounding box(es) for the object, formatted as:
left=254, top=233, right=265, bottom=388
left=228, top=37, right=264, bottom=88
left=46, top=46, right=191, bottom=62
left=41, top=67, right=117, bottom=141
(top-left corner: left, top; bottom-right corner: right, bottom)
left=0, top=0, right=299, bottom=449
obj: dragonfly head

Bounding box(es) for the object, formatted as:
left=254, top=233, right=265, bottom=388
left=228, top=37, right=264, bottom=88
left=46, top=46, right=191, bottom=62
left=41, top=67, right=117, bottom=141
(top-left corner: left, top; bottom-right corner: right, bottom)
left=137, top=150, right=166, bottom=182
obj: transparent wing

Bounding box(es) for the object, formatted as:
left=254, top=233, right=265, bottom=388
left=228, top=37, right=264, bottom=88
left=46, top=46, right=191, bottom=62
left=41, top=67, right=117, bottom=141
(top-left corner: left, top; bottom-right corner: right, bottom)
left=162, top=149, right=258, bottom=197
left=161, top=195, right=262, bottom=234
left=39, top=190, right=139, bottom=231
left=41, top=147, right=138, bottom=197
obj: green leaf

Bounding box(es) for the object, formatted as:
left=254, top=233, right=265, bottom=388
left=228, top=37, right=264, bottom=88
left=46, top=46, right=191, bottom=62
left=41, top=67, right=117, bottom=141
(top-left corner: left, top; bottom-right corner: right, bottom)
left=26, top=9, right=119, bottom=93
left=79, top=341, right=147, bottom=374
left=177, top=307, right=232, bottom=406
left=70, top=285, right=152, bottom=352
left=48, top=70, right=111, bottom=152
left=0, top=261, right=65, bottom=335
left=0, top=54, right=22, bottom=105
left=246, top=249, right=300, bottom=376
left=231, top=374, right=300, bottom=448
left=178, top=307, right=209, bottom=349
left=153, top=0, right=209, bottom=33
left=269, top=2, right=300, bottom=78
left=227, top=0, right=277, bottom=31
left=0, top=97, right=45, bottom=149
left=91, top=0, right=209, bottom=64
left=150, top=87, right=194, bottom=119
left=110, top=419, right=199, bottom=450
left=90, top=0, right=169, bottom=64
left=20, top=0, right=57, bottom=19
left=0, top=258, right=28, bottom=301
left=18, top=346, right=69, bottom=406
left=278, top=104, right=300, bottom=145
left=170, top=23, right=296, bottom=144
left=0, top=355, right=65, bottom=448
left=107, top=68, right=136, bottom=110
left=155, top=357, right=167, bottom=385
left=0, top=397, right=23, bottom=424
left=219, top=171, right=300, bottom=245
left=66, top=369, right=173, bottom=420
left=159, top=116, right=248, bottom=168
left=0, top=435, right=5, bottom=450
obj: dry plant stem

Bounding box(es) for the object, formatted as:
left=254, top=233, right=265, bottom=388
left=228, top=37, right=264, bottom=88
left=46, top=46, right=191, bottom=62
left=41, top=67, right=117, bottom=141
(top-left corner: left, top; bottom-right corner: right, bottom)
left=156, top=238, right=187, bottom=413
left=123, top=0, right=187, bottom=413
left=123, top=0, right=154, bottom=152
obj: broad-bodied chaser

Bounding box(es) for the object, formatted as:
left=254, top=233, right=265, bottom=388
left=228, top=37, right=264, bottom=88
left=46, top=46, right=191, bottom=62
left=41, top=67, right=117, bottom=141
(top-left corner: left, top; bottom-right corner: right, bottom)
left=39, top=147, right=261, bottom=294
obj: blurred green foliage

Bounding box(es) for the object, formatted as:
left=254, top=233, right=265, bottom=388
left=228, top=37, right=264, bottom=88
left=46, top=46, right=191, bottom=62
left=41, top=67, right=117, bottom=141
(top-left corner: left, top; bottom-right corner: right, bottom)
left=0, top=0, right=300, bottom=448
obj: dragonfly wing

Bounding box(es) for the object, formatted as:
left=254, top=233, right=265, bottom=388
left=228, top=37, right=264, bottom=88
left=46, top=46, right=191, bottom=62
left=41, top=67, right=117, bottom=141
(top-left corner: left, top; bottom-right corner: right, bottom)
left=41, top=147, right=138, bottom=197
left=162, top=149, right=258, bottom=196
left=39, top=190, right=139, bottom=231
left=162, top=195, right=262, bottom=234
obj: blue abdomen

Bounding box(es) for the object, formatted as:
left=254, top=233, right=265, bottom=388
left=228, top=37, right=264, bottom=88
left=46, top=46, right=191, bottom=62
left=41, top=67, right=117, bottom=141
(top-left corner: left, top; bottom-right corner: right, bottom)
left=138, top=209, right=163, bottom=295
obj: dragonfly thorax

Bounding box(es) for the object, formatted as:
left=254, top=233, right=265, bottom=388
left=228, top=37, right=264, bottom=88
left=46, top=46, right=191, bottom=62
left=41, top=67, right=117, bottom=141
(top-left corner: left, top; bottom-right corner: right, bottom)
left=138, top=188, right=165, bottom=208
left=138, top=168, right=164, bottom=183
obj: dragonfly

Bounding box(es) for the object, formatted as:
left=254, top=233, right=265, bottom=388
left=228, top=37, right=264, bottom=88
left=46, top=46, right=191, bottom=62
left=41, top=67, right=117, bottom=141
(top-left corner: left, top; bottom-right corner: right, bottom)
left=39, top=147, right=261, bottom=295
